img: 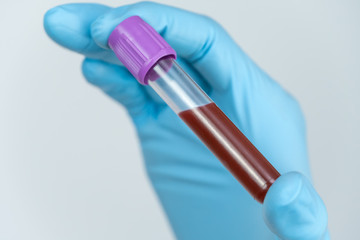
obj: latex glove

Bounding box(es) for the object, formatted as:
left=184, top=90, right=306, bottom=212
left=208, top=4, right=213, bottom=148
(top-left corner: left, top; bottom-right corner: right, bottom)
left=44, top=2, right=329, bottom=239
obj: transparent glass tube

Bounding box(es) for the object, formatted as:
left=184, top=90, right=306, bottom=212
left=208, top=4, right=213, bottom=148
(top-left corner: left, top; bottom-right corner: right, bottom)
left=148, top=58, right=211, bottom=113
left=147, top=57, right=280, bottom=203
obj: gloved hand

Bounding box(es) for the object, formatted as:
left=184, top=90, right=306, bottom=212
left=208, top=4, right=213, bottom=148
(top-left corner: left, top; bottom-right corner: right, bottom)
left=44, top=2, right=329, bottom=239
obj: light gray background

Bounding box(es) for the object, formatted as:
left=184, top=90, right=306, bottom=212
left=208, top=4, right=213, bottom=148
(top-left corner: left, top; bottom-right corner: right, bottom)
left=1, top=0, right=359, bottom=239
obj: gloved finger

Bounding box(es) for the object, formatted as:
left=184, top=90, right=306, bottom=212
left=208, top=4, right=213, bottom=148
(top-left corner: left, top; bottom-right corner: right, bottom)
left=43, top=3, right=210, bottom=104
left=43, top=3, right=120, bottom=64
left=90, top=1, right=250, bottom=92
left=263, top=172, right=329, bottom=240
left=82, top=58, right=155, bottom=122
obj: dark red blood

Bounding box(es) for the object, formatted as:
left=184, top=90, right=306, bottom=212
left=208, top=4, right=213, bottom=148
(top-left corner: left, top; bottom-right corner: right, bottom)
left=179, top=103, right=280, bottom=203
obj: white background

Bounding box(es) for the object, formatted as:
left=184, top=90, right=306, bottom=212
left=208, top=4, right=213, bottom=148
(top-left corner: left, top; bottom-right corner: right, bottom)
left=1, top=0, right=359, bottom=239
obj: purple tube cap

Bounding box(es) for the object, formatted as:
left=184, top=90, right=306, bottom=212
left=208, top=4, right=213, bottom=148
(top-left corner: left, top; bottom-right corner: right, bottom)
left=108, top=16, right=176, bottom=85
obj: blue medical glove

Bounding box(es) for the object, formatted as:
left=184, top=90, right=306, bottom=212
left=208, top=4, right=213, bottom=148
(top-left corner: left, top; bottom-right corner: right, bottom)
left=44, top=2, right=329, bottom=239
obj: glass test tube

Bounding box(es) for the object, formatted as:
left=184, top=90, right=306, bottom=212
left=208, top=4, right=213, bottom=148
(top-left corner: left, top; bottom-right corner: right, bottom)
left=148, top=57, right=280, bottom=203
left=108, top=16, right=280, bottom=203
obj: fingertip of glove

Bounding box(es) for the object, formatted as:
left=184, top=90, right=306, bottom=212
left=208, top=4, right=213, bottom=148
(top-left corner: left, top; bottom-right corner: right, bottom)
left=263, top=172, right=328, bottom=240
left=264, top=172, right=304, bottom=207
left=43, top=5, right=91, bottom=50
left=43, top=5, right=76, bottom=36
left=43, top=6, right=62, bottom=36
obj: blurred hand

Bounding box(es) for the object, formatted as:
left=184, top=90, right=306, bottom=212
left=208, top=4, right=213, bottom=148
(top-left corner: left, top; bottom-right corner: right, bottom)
left=44, top=2, right=329, bottom=239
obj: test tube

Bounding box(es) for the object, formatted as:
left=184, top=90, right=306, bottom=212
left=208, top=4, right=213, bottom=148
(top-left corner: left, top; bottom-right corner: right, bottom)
left=108, top=16, right=280, bottom=203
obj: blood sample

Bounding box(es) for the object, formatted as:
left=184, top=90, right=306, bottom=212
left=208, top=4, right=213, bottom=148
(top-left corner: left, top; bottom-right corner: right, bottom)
left=179, top=103, right=279, bottom=203
left=108, top=16, right=280, bottom=203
